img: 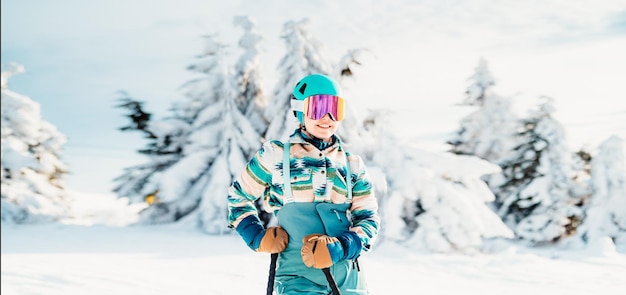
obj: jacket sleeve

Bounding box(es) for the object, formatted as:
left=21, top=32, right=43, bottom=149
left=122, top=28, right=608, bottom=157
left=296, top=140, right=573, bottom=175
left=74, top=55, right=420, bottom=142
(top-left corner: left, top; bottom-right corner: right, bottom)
left=227, top=141, right=275, bottom=229
left=348, top=155, right=381, bottom=253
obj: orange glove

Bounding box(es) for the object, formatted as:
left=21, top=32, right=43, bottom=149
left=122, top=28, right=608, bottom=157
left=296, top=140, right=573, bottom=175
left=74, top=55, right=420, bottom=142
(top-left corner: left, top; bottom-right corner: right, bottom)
left=301, top=234, right=341, bottom=269
left=301, top=232, right=363, bottom=269
left=257, top=227, right=289, bottom=253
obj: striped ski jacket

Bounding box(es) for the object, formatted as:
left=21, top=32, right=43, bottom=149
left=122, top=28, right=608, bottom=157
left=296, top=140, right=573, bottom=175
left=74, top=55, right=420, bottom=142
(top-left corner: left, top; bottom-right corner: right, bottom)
left=227, top=130, right=380, bottom=252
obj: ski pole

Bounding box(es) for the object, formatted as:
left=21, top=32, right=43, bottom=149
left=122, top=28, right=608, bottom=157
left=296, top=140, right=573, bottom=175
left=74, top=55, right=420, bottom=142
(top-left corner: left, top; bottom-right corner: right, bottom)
left=322, top=267, right=341, bottom=295
left=267, top=253, right=278, bottom=295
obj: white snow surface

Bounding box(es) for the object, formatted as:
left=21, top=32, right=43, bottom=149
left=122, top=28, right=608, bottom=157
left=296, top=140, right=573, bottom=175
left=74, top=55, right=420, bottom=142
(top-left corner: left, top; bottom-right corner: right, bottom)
left=2, top=192, right=625, bottom=295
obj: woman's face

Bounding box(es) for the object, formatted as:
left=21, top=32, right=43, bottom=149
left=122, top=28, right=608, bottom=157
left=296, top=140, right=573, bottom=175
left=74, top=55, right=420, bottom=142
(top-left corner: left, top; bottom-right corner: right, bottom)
left=303, top=113, right=339, bottom=140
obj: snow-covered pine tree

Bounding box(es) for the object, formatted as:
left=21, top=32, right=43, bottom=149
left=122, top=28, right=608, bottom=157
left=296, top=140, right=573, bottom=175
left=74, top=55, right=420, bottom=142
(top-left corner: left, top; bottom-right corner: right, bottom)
left=113, top=92, right=156, bottom=202
left=447, top=58, right=524, bottom=221
left=232, top=15, right=274, bottom=226
left=448, top=58, right=519, bottom=164
left=113, top=33, right=226, bottom=217
left=264, top=18, right=332, bottom=141
left=132, top=34, right=260, bottom=234
left=382, top=143, right=514, bottom=253
left=353, top=108, right=513, bottom=253
left=184, top=36, right=261, bottom=234
left=233, top=15, right=268, bottom=137
left=461, top=57, right=494, bottom=106
left=496, top=97, right=582, bottom=244
left=1, top=63, right=71, bottom=223
left=578, top=135, right=626, bottom=249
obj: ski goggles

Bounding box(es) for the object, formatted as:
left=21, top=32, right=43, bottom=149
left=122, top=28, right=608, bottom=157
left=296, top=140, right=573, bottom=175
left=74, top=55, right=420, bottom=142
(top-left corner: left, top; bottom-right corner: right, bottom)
left=291, top=94, right=345, bottom=121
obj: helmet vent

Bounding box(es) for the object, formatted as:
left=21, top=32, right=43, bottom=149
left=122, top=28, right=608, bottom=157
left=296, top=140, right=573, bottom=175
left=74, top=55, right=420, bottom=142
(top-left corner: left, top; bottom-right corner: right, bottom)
left=298, top=83, right=307, bottom=95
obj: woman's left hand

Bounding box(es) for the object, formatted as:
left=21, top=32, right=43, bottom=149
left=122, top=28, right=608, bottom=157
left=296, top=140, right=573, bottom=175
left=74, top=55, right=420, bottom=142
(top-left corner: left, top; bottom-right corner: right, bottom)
left=301, top=231, right=362, bottom=269
left=301, top=234, right=341, bottom=269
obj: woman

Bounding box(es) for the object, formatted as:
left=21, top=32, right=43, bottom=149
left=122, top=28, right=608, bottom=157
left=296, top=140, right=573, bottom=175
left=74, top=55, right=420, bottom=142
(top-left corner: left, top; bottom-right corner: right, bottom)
left=227, top=73, right=380, bottom=294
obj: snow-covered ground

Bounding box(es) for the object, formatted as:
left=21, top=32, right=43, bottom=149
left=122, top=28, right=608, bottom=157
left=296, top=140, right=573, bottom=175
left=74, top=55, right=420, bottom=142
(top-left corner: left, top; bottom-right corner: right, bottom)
left=2, top=192, right=625, bottom=295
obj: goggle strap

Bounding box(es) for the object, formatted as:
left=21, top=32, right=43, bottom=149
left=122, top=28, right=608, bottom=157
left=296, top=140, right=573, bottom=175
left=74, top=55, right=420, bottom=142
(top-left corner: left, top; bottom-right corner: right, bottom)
left=290, top=99, right=305, bottom=112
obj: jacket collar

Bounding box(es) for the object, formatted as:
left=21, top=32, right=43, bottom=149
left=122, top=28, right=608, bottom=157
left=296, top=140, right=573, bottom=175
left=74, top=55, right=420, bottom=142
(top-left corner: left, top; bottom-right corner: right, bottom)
left=288, top=128, right=344, bottom=151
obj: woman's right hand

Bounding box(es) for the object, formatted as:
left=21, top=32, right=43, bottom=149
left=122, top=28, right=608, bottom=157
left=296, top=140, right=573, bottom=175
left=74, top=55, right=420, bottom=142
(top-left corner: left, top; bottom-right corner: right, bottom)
left=236, top=215, right=288, bottom=253
left=257, top=226, right=289, bottom=253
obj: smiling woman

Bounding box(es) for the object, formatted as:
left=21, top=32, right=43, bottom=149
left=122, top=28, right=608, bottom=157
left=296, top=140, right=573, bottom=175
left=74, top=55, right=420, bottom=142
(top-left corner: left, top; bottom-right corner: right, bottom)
left=228, top=73, right=381, bottom=294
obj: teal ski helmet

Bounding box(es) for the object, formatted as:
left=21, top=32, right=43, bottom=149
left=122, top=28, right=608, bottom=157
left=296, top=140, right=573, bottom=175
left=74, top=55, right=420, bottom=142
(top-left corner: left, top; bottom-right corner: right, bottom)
left=291, top=73, right=342, bottom=123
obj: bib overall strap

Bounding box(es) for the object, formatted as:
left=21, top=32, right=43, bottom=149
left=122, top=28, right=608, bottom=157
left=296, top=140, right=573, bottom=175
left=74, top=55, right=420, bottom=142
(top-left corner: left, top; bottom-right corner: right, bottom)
left=282, top=142, right=352, bottom=203
left=283, top=142, right=295, bottom=203
left=344, top=150, right=352, bottom=200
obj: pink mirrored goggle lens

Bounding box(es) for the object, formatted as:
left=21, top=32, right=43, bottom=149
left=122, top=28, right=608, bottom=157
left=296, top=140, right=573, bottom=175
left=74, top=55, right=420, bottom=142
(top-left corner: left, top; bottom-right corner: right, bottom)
left=303, top=95, right=345, bottom=121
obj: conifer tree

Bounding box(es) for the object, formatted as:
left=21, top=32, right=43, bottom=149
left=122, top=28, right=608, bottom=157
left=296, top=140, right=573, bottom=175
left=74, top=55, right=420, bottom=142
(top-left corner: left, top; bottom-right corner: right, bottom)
left=447, top=58, right=525, bottom=222
left=183, top=35, right=260, bottom=233
left=264, top=18, right=332, bottom=141
left=461, top=57, right=494, bottom=106
left=362, top=109, right=513, bottom=253
left=1, top=63, right=71, bottom=223
left=448, top=58, right=519, bottom=164
left=113, top=34, right=225, bottom=212
left=496, top=97, right=582, bottom=243
left=232, top=16, right=273, bottom=226
left=233, top=15, right=269, bottom=137
left=579, top=135, right=626, bottom=247
left=115, top=34, right=260, bottom=233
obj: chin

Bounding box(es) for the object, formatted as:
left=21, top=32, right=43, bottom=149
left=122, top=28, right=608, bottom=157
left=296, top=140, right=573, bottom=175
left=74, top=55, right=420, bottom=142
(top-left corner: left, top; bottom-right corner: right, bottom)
left=312, top=130, right=334, bottom=139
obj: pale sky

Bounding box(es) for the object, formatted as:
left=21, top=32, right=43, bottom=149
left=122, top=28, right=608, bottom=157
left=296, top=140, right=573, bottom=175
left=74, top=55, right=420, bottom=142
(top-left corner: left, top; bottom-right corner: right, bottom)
left=2, top=0, right=625, bottom=194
